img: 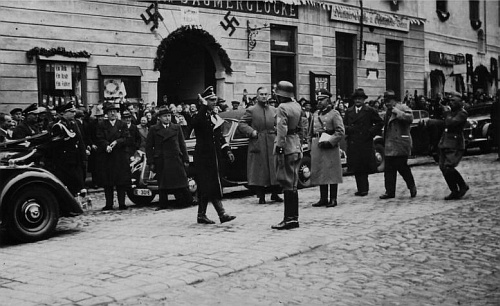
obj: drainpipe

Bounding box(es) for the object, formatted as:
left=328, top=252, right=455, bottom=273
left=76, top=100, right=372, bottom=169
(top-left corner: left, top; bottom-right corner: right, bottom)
left=483, top=0, right=487, bottom=53
left=359, top=0, right=364, bottom=61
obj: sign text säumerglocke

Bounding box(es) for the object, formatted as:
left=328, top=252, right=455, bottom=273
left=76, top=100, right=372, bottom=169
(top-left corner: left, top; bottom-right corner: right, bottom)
left=330, top=4, right=410, bottom=32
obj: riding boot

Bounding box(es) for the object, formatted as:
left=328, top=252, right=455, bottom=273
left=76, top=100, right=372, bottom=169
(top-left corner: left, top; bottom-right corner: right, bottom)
left=270, top=185, right=283, bottom=202
left=442, top=168, right=459, bottom=200
left=454, top=171, right=469, bottom=198
left=102, top=187, right=114, bottom=210
left=117, top=185, right=128, bottom=210
left=212, top=198, right=236, bottom=223
left=326, top=184, right=338, bottom=207
left=197, top=196, right=215, bottom=224
left=272, top=190, right=299, bottom=230
left=312, top=185, right=328, bottom=207
left=255, top=186, right=266, bottom=204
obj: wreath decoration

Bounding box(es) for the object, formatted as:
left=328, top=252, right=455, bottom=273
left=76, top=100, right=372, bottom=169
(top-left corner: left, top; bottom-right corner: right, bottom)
left=26, top=47, right=91, bottom=61
left=470, top=19, right=482, bottom=30
left=154, top=26, right=233, bottom=75
left=436, top=10, right=450, bottom=22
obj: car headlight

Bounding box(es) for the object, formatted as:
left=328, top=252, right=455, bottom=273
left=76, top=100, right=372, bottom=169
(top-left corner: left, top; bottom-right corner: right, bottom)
left=469, top=120, right=478, bottom=129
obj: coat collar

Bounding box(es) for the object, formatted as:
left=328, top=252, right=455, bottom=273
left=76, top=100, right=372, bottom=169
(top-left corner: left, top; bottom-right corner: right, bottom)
left=155, top=123, right=178, bottom=140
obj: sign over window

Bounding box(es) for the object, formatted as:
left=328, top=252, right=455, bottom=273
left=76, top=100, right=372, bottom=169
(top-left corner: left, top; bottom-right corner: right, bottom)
left=330, top=4, right=410, bottom=32
left=54, top=64, right=72, bottom=90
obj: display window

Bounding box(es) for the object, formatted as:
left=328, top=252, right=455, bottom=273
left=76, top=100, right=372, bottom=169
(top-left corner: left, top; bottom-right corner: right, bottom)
left=37, top=61, right=86, bottom=108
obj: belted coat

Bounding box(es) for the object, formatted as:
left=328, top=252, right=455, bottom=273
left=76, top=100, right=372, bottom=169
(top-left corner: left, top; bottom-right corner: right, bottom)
left=309, top=107, right=345, bottom=185
left=238, top=103, right=278, bottom=187
left=384, top=103, right=413, bottom=157
left=344, top=105, right=384, bottom=174
left=438, top=108, right=468, bottom=168
left=191, top=104, right=231, bottom=199
left=146, top=122, right=189, bottom=190
left=94, top=120, right=131, bottom=187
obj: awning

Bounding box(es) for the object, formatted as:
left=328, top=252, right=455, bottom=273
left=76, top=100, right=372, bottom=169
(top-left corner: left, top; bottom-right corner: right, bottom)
left=98, top=65, right=143, bottom=77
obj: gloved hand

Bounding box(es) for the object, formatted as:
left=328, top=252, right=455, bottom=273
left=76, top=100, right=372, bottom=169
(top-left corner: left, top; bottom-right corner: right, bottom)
left=227, top=151, right=235, bottom=163
left=251, top=130, right=258, bottom=139
left=318, top=141, right=333, bottom=149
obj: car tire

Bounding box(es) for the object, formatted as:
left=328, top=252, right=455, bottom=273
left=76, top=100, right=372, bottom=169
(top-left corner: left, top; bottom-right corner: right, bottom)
left=5, top=186, right=59, bottom=242
left=374, top=144, right=385, bottom=172
left=126, top=189, right=156, bottom=206
left=298, top=155, right=312, bottom=189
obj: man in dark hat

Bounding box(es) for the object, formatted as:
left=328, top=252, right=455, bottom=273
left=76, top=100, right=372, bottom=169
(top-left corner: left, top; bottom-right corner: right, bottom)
left=238, top=86, right=283, bottom=204
left=12, top=103, right=42, bottom=139
left=231, top=100, right=241, bottom=111
left=95, top=102, right=131, bottom=210
left=122, top=110, right=141, bottom=162
left=10, top=107, right=23, bottom=127
left=344, top=88, right=384, bottom=196
left=379, top=90, right=417, bottom=200
left=310, top=88, right=345, bottom=208
left=146, top=106, right=193, bottom=210
left=47, top=102, right=87, bottom=196
left=191, top=86, right=236, bottom=224
left=271, top=81, right=304, bottom=230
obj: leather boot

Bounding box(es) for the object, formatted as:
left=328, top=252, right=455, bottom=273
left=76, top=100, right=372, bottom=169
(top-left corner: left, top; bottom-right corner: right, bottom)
left=442, top=168, right=459, bottom=200
left=256, top=187, right=266, bottom=204
left=102, top=187, right=114, bottom=210
left=455, top=171, right=469, bottom=198
left=197, top=197, right=215, bottom=224
left=312, top=185, right=328, bottom=207
left=117, top=186, right=128, bottom=210
left=212, top=199, right=236, bottom=223
left=326, top=184, right=338, bottom=207
left=270, top=185, right=283, bottom=202
left=272, top=191, right=299, bottom=230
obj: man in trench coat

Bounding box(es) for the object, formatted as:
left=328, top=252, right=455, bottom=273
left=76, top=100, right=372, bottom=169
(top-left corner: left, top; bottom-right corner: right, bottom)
left=309, top=89, right=345, bottom=208
left=344, top=88, right=384, bottom=196
left=379, top=90, right=417, bottom=199
left=146, top=106, right=192, bottom=209
left=238, top=86, right=283, bottom=204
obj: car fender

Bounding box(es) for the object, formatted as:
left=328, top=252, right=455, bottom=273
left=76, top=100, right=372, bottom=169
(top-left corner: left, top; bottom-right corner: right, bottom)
left=483, top=122, right=491, bottom=137
left=0, top=168, right=83, bottom=216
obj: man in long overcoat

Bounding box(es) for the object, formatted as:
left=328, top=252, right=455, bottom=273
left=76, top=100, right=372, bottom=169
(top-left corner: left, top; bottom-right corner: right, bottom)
left=344, top=88, right=384, bottom=196
left=271, top=81, right=304, bottom=230
left=146, top=106, right=192, bottom=209
left=122, top=110, right=141, bottom=162
left=238, top=86, right=283, bottom=204
left=379, top=90, right=417, bottom=199
left=309, top=89, right=345, bottom=208
left=95, top=102, right=131, bottom=210
left=191, top=86, right=236, bottom=224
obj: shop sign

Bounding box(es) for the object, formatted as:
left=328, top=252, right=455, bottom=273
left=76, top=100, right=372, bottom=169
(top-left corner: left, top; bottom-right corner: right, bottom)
left=181, top=7, right=200, bottom=26
left=330, top=4, right=410, bottom=32
left=429, top=51, right=464, bottom=67
left=54, top=64, right=72, bottom=90
left=159, top=0, right=298, bottom=19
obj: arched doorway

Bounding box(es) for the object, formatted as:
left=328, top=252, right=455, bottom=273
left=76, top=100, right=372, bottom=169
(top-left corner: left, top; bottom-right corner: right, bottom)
left=154, top=26, right=233, bottom=106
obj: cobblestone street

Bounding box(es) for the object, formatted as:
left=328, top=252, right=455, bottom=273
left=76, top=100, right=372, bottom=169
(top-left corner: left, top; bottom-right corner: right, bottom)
left=1, top=153, right=499, bottom=305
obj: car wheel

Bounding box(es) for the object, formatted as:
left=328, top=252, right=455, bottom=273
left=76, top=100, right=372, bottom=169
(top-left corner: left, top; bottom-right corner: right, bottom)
left=126, top=189, right=156, bottom=206
left=374, top=144, right=385, bottom=172
left=298, top=155, right=312, bottom=188
left=5, top=186, right=59, bottom=242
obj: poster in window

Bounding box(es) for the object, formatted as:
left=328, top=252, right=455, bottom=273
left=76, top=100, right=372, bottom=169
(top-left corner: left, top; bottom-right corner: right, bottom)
left=54, top=64, right=72, bottom=90
left=365, top=42, right=379, bottom=62
left=367, top=69, right=379, bottom=80
left=104, top=79, right=127, bottom=100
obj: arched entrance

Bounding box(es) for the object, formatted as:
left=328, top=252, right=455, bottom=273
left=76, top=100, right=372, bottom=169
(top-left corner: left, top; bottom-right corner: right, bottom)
left=154, top=26, right=233, bottom=106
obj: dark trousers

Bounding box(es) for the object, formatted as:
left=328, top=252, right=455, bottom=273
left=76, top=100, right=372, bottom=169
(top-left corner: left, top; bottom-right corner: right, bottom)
left=354, top=173, right=369, bottom=193
left=319, top=184, right=338, bottom=201
left=255, top=185, right=282, bottom=199
left=159, top=187, right=193, bottom=208
left=441, top=167, right=466, bottom=193
left=384, top=156, right=416, bottom=196
left=104, top=185, right=127, bottom=208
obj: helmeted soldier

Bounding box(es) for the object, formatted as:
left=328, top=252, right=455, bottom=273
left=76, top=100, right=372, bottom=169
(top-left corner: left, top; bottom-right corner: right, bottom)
left=271, top=81, right=304, bottom=230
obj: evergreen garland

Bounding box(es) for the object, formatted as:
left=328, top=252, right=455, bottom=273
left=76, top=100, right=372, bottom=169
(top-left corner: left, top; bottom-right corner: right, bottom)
left=26, top=47, right=91, bottom=61
left=154, top=26, right=233, bottom=75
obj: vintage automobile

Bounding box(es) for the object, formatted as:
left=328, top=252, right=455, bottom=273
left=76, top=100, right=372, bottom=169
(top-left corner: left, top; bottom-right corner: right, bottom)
left=127, top=109, right=385, bottom=206
left=464, top=102, right=494, bottom=153
left=0, top=133, right=84, bottom=242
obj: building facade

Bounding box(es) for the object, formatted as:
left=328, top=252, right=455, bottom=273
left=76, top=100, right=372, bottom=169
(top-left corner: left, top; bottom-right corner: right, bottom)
left=0, top=0, right=498, bottom=114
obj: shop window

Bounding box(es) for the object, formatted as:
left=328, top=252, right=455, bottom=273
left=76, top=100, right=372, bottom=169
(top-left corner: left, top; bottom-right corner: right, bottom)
left=37, top=61, right=86, bottom=108
left=336, top=32, right=355, bottom=100
left=271, top=25, right=296, bottom=90
left=386, top=39, right=403, bottom=99
left=98, top=65, right=142, bottom=105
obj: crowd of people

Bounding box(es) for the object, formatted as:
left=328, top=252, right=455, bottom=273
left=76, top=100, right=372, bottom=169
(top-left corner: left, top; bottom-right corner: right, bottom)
left=1, top=84, right=499, bottom=229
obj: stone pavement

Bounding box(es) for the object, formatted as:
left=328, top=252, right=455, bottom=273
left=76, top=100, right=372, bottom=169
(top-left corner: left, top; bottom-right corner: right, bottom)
left=0, top=153, right=499, bottom=305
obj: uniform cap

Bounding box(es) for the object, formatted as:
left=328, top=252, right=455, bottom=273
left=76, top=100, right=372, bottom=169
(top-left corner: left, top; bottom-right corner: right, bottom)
left=316, top=88, right=332, bottom=100
left=56, top=102, right=77, bottom=113
left=103, top=102, right=120, bottom=113
left=201, top=86, right=217, bottom=100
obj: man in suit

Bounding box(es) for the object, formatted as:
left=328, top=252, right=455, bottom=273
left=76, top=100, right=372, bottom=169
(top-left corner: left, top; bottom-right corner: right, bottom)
left=271, top=81, right=304, bottom=230
left=10, top=107, right=23, bottom=127
left=0, top=113, right=14, bottom=143
left=122, top=110, right=141, bottom=162
left=191, top=86, right=236, bottom=224
left=379, top=90, right=417, bottom=199
left=146, top=106, right=192, bottom=210
left=344, top=88, right=384, bottom=196
left=238, top=86, right=283, bottom=204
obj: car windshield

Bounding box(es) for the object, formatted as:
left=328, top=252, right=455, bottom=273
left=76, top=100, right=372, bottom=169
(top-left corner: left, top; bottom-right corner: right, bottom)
left=467, top=104, right=491, bottom=117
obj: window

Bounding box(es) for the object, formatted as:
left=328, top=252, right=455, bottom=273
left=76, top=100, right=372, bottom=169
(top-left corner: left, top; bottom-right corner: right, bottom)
left=98, top=65, right=142, bottom=104
left=38, top=61, right=86, bottom=107
left=271, top=25, right=296, bottom=91
left=336, top=32, right=355, bottom=100
left=436, top=0, right=448, bottom=12
left=386, top=39, right=403, bottom=99
left=470, top=0, right=480, bottom=20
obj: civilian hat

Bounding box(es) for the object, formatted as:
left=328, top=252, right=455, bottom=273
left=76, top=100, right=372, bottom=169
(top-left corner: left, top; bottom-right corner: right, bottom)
left=122, top=110, right=132, bottom=118
left=103, top=102, right=120, bottom=113
left=10, top=107, right=23, bottom=116
left=201, top=86, right=217, bottom=100
left=383, top=90, right=397, bottom=101
left=231, top=100, right=240, bottom=105
left=157, top=106, right=172, bottom=117
left=352, top=88, right=368, bottom=99
left=275, top=81, right=294, bottom=98
left=316, top=89, right=332, bottom=100
left=56, top=102, right=77, bottom=113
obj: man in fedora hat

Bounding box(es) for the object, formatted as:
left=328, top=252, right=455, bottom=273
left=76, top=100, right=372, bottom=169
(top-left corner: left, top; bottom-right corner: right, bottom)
left=379, top=90, right=417, bottom=200
left=10, top=107, right=23, bottom=127
left=12, top=103, right=43, bottom=139
left=47, top=102, right=87, bottom=196
left=238, top=86, right=283, bottom=204
left=146, top=106, right=193, bottom=210
left=95, top=102, right=131, bottom=210
left=271, top=81, right=304, bottom=230
left=344, top=88, right=384, bottom=196
left=191, top=86, right=236, bottom=224
left=231, top=100, right=241, bottom=111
